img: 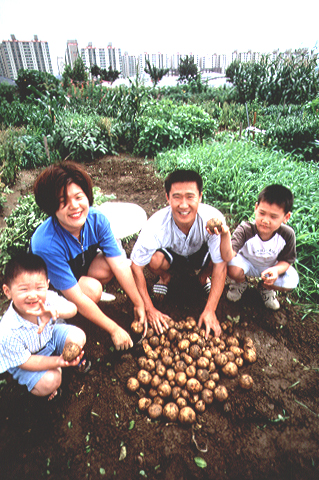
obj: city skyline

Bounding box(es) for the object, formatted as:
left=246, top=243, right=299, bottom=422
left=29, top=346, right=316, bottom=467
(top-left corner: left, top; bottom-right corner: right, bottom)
left=0, top=0, right=318, bottom=76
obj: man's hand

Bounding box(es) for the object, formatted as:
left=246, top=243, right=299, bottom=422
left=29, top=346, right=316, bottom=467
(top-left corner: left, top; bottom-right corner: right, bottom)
left=198, top=309, right=221, bottom=338
left=133, top=305, right=148, bottom=337
left=111, top=325, right=134, bottom=351
left=146, top=305, right=170, bottom=335
left=26, top=300, right=59, bottom=334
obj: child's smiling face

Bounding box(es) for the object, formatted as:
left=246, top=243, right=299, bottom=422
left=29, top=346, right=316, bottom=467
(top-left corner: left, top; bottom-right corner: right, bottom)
left=3, top=271, right=49, bottom=323
left=254, top=200, right=291, bottom=241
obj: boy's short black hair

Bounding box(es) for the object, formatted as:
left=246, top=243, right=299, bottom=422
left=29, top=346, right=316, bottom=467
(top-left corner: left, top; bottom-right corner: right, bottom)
left=33, top=161, right=93, bottom=217
left=257, top=184, right=294, bottom=214
left=164, top=169, right=203, bottom=196
left=4, top=252, right=48, bottom=287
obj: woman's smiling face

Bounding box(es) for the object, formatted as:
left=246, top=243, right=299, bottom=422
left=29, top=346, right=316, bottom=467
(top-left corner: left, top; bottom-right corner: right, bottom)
left=55, top=182, right=89, bottom=238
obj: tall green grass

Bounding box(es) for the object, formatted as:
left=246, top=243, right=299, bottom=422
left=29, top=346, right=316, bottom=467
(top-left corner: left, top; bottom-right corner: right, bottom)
left=155, top=140, right=319, bottom=305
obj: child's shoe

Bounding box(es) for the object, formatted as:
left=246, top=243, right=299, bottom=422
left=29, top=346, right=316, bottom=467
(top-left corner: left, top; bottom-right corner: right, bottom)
left=227, top=281, right=248, bottom=302
left=260, top=289, right=280, bottom=310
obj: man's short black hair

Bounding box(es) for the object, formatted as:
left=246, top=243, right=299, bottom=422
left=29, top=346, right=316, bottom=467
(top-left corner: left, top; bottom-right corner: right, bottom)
left=164, top=169, right=203, bottom=196
left=257, top=184, right=294, bottom=214
left=4, top=252, right=48, bottom=287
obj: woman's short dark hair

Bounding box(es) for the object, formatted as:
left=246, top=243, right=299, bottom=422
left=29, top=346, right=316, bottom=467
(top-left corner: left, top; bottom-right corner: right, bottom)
left=33, top=161, right=93, bottom=217
left=4, top=252, right=48, bottom=287
left=164, top=169, right=203, bottom=196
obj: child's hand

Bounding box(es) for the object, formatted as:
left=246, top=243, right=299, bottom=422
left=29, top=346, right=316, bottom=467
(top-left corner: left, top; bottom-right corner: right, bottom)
left=261, top=268, right=278, bottom=285
left=26, top=300, right=59, bottom=334
left=206, top=223, right=230, bottom=236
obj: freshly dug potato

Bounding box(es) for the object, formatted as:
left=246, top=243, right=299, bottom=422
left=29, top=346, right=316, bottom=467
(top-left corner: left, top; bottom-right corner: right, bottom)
left=214, top=385, right=229, bottom=402
left=210, top=372, right=220, bottom=382
left=175, top=360, right=187, bottom=372
left=214, top=353, right=228, bottom=367
left=131, top=320, right=144, bottom=334
left=176, top=397, right=188, bottom=408
left=126, top=377, right=140, bottom=392
left=158, top=383, right=172, bottom=398
left=148, top=403, right=163, bottom=419
left=225, top=351, right=236, bottom=362
left=189, top=344, right=202, bottom=360
left=206, top=217, right=223, bottom=234
left=175, top=371, right=187, bottom=387
left=151, top=374, right=162, bottom=389
left=188, top=332, right=199, bottom=343
left=185, top=316, right=197, bottom=328
left=137, top=356, right=148, bottom=369
left=185, top=365, right=197, bottom=378
left=239, top=374, right=254, bottom=390
left=243, top=348, right=257, bottom=363
left=229, top=346, right=243, bottom=357
left=186, top=378, right=202, bottom=394
left=156, top=364, right=166, bottom=377
left=195, top=399, right=206, bottom=413
left=163, top=402, right=179, bottom=422
left=222, top=361, right=238, bottom=378
left=235, top=357, right=244, bottom=368
left=62, top=342, right=82, bottom=362
left=179, top=406, right=196, bottom=424
left=149, top=336, right=160, bottom=348
left=204, top=379, right=216, bottom=390
left=201, top=388, right=214, bottom=404
left=166, top=368, right=176, bottom=382
left=197, top=357, right=210, bottom=369
left=137, top=370, right=152, bottom=386
left=138, top=397, right=152, bottom=411
left=196, top=369, right=210, bottom=384
left=178, top=339, right=190, bottom=351
left=167, top=328, right=178, bottom=342
left=226, top=336, right=239, bottom=347
left=183, top=354, right=193, bottom=365
left=172, top=386, right=182, bottom=400
left=153, top=396, right=165, bottom=406
left=202, top=349, right=212, bottom=360
left=145, top=359, right=156, bottom=372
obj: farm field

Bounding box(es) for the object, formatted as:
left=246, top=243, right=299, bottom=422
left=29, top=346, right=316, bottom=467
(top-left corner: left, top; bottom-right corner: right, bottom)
left=0, top=154, right=318, bottom=480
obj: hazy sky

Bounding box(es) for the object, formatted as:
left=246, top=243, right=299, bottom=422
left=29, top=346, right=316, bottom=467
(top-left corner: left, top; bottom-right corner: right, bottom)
left=1, top=0, right=318, bottom=75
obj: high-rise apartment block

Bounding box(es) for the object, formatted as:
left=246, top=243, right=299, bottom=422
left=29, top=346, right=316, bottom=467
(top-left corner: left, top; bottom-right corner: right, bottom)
left=0, top=34, right=53, bottom=80
left=65, top=40, right=79, bottom=68
left=81, top=42, right=122, bottom=74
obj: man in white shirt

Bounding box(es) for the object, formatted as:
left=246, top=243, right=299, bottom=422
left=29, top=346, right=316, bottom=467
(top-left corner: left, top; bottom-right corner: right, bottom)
left=131, top=169, right=226, bottom=338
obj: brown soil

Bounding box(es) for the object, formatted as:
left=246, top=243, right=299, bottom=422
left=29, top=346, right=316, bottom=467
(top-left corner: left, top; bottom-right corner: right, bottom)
left=0, top=155, right=318, bottom=480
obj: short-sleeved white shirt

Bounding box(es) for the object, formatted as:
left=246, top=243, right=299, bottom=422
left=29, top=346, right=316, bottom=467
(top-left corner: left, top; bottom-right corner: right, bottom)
left=131, top=204, right=225, bottom=267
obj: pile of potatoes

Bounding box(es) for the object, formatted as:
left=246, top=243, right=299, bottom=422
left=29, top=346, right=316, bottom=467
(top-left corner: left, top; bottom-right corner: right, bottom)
left=127, top=317, right=256, bottom=424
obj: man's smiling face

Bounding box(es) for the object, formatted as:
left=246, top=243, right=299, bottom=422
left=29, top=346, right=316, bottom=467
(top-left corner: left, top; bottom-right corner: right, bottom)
left=166, top=181, right=202, bottom=234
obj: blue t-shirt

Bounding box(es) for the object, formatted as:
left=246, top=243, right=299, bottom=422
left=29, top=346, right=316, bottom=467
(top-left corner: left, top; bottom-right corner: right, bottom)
left=31, top=207, right=121, bottom=291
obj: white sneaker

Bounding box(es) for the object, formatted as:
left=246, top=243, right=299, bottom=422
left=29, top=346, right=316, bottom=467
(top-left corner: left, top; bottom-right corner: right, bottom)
left=100, top=292, right=116, bottom=302
left=227, top=281, right=248, bottom=302
left=260, top=289, right=280, bottom=310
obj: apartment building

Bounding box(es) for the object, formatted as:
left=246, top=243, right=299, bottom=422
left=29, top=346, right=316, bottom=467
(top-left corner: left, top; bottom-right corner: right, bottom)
left=0, top=34, right=53, bottom=80
left=65, top=40, right=79, bottom=68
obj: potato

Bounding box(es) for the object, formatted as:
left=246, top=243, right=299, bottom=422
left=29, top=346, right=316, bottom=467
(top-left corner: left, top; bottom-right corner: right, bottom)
left=214, top=353, right=228, bottom=367
left=62, top=342, right=82, bottom=362
left=153, top=396, right=165, bottom=406
left=167, top=328, right=178, bottom=342
left=162, top=355, right=173, bottom=367
left=161, top=347, right=173, bottom=358
left=201, top=388, right=214, bottom=404
left=204, top=379, right=216, bottom=390
left=214, top=385, right=229, bottom=402
left=175, top=371, right=187, bottom=387
left=175, top=360, right=187, bottom=372
left=206, top=217, right=223, bottom=234
left=225, top=351, right=235, bottom=362
left=176, top=397, right=188, bottom=409
left=239, top=374, right=254, bottom=390
left=149, top=388, right=158, bottom=398
left=144, top=359, right=156, bottom=372
left=158, top=383, right=172, bottom=398
left=235, top=357, right=244, bottom=368
left=166, top=368, right=176, bottom=382
left=138, top=397, right=152, bottom=411
left=171, top=385, right=181, bottom=398
left=148, top=403, right=162, bottom=419
left=243, top=349, right=257, bottom=363
left=197, top=357, right=210, bottom=369
left=137, top=356, right=148, bottom=369
left=126, top=377, right=140, bottom=392
left=185, top=365, right=197, bottom=378
left=185, top=316, right=197, bottom=328
left=222, top=361, right=238, bottom=378
left=196, top=369, right=210, bottom=384
left=195, top=399, right=206, bottom=413
left=188, top=332, right=199, bottom=343
left=189, top=344, right=202, bottom=360
left=137, top=370, right=152, bottom=386
left=183, top=354, right=193, bottom=365
left=210, top=372, right=220, bottom=382
left=131, top=320, right=144, bottom=334
left=226, top=336, right=239, bottom=347
left=149, top=336, right=160, bottom=348
left=229, top=346, right=243, bottom=357
left=146, top=350, right=158, bottom=361
left=178, top=339, right=190, bottom=351
left=179, top=406, right=196, bottom=424
left=186, top=378, right=202, bottom=394
left=156, top=364, right=166, bottom=377
left=146, top=328, right=154, bottom=338
left=163, top=402, right=179, bottom=422
left=151, top=374, right=162, bottom=389
left=202, top=349, right=212, bottom=360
